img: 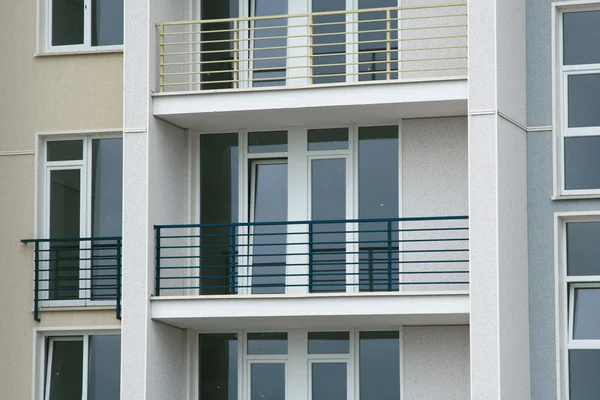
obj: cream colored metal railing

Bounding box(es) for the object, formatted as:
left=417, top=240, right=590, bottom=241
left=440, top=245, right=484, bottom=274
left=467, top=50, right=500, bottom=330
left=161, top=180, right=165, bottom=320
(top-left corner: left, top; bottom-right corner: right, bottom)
left=156, top=2, right=467, bottom=93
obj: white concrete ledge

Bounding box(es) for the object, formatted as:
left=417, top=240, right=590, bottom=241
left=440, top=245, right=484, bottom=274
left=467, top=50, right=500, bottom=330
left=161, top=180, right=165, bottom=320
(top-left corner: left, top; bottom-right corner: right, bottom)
left=151, top=291, right=469, bottom=330
left=152, top=78, right=468, bottom=131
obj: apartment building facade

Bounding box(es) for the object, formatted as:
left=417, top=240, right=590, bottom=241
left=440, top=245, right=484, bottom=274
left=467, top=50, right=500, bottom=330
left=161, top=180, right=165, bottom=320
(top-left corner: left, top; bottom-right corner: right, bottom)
left=0, top=0, right=560, bottom=399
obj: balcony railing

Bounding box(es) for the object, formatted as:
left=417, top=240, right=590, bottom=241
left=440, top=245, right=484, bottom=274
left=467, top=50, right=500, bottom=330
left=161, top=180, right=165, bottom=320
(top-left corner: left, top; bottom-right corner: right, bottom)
left=157, top=2, right=467, bottom=92
left=155, top=216, right=469, bottom=296
left=21, top=237, right=122, bottom=322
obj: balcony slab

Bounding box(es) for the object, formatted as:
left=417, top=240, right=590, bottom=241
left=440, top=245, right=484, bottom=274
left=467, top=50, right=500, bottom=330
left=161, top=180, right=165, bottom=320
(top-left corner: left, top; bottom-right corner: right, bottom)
left=151, top=291, right=469, bottom=330
left=152, top=77, right=468, bottom=131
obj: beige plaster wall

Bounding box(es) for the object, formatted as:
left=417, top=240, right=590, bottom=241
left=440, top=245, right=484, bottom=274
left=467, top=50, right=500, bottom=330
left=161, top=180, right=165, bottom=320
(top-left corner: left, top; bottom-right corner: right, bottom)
left=0, top=1, right=123, bottom=399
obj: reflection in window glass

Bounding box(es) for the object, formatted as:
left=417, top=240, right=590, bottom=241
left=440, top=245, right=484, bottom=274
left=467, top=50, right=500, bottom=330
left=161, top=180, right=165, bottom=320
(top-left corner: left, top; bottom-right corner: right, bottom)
left=563, top=11, right=600, bottom=66
left=308, top=128, right=349, bottom=151
left=251, top=162, right=288, bottom=294
left=248, top=131, right=288, bottom=153
left=251, top=0, right=288, bottom=87
left=574, top=288, right=600, bottom=340
left=358, top=0, right=398, bottom=81
left=312, top=363, right=347, bottom=400
left=88, top=335, right=121, bottom=400
left=359, top=331, right=400, bottom=400
left=564, top=136, right=600, bottom=190
left=308, top=332, right=350, bottom=354
left=247, top=333, right=288, bottom=354
left=251, top=363, right=285, bottom=400
left=358, top=126, right=399, bottom=291
left=569, top=350, right=600, bottom=400
left=47, top=339, right=84, bottom=400
left=567, top=74, right=600, bottom=128
left=47, top=140, right=83, bottom=161
left=312, top=0, right=346, bottom=84
left=200, top=134, right=239, bottom=295
left=92, top=0, right=124, bottom=46
left=199, top=334, right=238, bottom=400
left=311, top=158, right=346, bottom=292
left=567, top=222, right=600, bottom=276
left=52, top=0, right=85, bottom=46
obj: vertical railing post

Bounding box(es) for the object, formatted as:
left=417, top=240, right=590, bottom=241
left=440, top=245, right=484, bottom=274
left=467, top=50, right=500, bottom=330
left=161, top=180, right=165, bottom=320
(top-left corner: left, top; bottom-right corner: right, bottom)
left=33, top=241, right=40, bottom=322
left=229, top=224, right=237, bottom=294
left=308, top=14, right=314, bottom=84
left=387, top=219, right=392, bottom=291
left=159, top=24, right=165, bottom=92
left=116, top=238, right=122, bottom=320
left=308, top=221, right=314, bottom=293
left=233, top=20, right=239, bottom=89
left=368, top=248, right=374, bottom=292
left=386, top=9, right=392, bottom=80
left=155, top=227, right=161, bottom=296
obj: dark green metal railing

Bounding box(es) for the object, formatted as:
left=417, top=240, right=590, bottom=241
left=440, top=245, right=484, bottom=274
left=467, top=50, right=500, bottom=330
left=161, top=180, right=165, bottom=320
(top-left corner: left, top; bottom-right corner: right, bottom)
left=21, top=237, right=122, bottom=322
left=155, top=216, right=468, bottom=296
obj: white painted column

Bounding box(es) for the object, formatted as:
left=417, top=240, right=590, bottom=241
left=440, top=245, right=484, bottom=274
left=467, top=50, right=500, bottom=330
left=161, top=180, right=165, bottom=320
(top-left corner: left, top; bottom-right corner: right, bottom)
left=468, top=0, right=530, bottom=399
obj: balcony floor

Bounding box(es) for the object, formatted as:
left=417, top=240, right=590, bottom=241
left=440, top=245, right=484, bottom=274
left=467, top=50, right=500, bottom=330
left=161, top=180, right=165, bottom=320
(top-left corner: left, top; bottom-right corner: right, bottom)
left=150, top=291, right=469, bottom=330
left=152, top=77, right=468, bottom=131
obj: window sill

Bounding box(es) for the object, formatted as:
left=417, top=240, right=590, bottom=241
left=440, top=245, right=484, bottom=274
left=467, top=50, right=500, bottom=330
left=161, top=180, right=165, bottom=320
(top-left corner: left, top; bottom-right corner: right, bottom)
left=552, top=193, right=600, bottom=201
left=35, top=47, right=123, bottom=57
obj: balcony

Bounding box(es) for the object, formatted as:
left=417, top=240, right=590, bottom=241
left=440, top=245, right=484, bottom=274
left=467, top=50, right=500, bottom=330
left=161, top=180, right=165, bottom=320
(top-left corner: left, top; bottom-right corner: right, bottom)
left=152, top=216, right=469, bottom=329
left=21, top=237, right=122, bottom=322
left=153, top=2, right=468, bottom=131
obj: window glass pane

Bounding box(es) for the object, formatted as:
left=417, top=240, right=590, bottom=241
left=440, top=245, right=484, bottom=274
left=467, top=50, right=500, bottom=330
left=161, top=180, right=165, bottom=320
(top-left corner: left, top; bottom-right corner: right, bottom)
left=564, top=136, right=600, bottom=190
left=88, top=335, right=121, bottom=400
left=49, top=169, right=81, bottom=300
left=52, top=0, right=84, bottom=46
left=311, top=158, right=346, bottom=293
left=569, top=350, right=600, bottom=400
left=248, top=131, right=288, bottom=153
left=200, top=134, right=239, bottom=295
left=567, top=222, right=600, bottom=276
left=251, top=363, right=285, bottom=400
left=199, top=334, right=238, bottom=400
left=359, top=331, right=400, bottom=400
left=567, top=74, right=600, bottom=128
left=308, top=332, right=350, bottom=354
left=251, top=161, right=288, bottom=294
left=308, top=128, right=349, bottom=151
left=358, top=0, right=398, bottom=81
left=563, top=11, right=600, bottom=66
left=91, top=139, right=123, bottom=300
left=358, top=126, right=399, bottom=291
left=92, top=0, right=124, bottom=46
left=312, top=363, right=347, bottom=400
left=48, top=339, right=83, bottom=400
left=312, top=0, right=346, bottom=84
left=47, top=140, right=83, bottom=161
left=251, top=0, right=288, bottom=87
left=247, top=332, right=288, bottom=354
left=574, top=288, right=600, bottom=339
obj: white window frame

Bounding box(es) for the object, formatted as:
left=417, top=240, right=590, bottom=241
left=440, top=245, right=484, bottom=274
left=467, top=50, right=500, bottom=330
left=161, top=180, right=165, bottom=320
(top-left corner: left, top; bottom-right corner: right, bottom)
left=38, top=132, right=122, bottom=308
left=37, top=0, right=124, bottom=55
left=195, top=123, right=403, bottom=295
left=33, top=327, right=121, bottom=400
left=193, top=328, right=400, bottom=400
left=555, top=212, right=600, bottom=399
left=553, top=1, right=600, bottom=197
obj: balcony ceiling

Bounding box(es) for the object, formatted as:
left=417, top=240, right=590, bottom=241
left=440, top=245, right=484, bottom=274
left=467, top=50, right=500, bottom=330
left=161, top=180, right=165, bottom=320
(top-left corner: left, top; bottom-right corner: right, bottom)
left=152, top=78, right=468, bottom=132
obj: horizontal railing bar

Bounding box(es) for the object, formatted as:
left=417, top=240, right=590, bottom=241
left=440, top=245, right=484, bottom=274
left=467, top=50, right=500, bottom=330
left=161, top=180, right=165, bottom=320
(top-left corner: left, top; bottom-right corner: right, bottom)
left=156, top=216, right=468, bottom=229
left=22, top=237, right=122, bottom=243
left=157, top=3, right=466, bottom=26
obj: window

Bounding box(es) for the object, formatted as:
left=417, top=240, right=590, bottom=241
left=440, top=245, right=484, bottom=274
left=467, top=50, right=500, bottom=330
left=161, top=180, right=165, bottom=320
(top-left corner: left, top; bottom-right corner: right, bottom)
left=557, top=7, right=600, bottom=194
left=44, top=334, right=121, bottom=400
left=561, top=220, right=600, bottom=399
left=42, top=0, right=124, bottom=52
left=41, top=136, right=123, bottom=304
left=197, top=330, right=400, bottom=400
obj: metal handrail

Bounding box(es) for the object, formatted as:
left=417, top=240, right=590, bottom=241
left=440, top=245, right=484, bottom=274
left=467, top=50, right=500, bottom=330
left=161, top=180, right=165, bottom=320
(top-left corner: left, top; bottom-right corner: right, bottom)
left=157, top=2, right=468, bottom=92
left=21, top=237, right=122, bottom=322
left=154, top=216, right=469, bottom=296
